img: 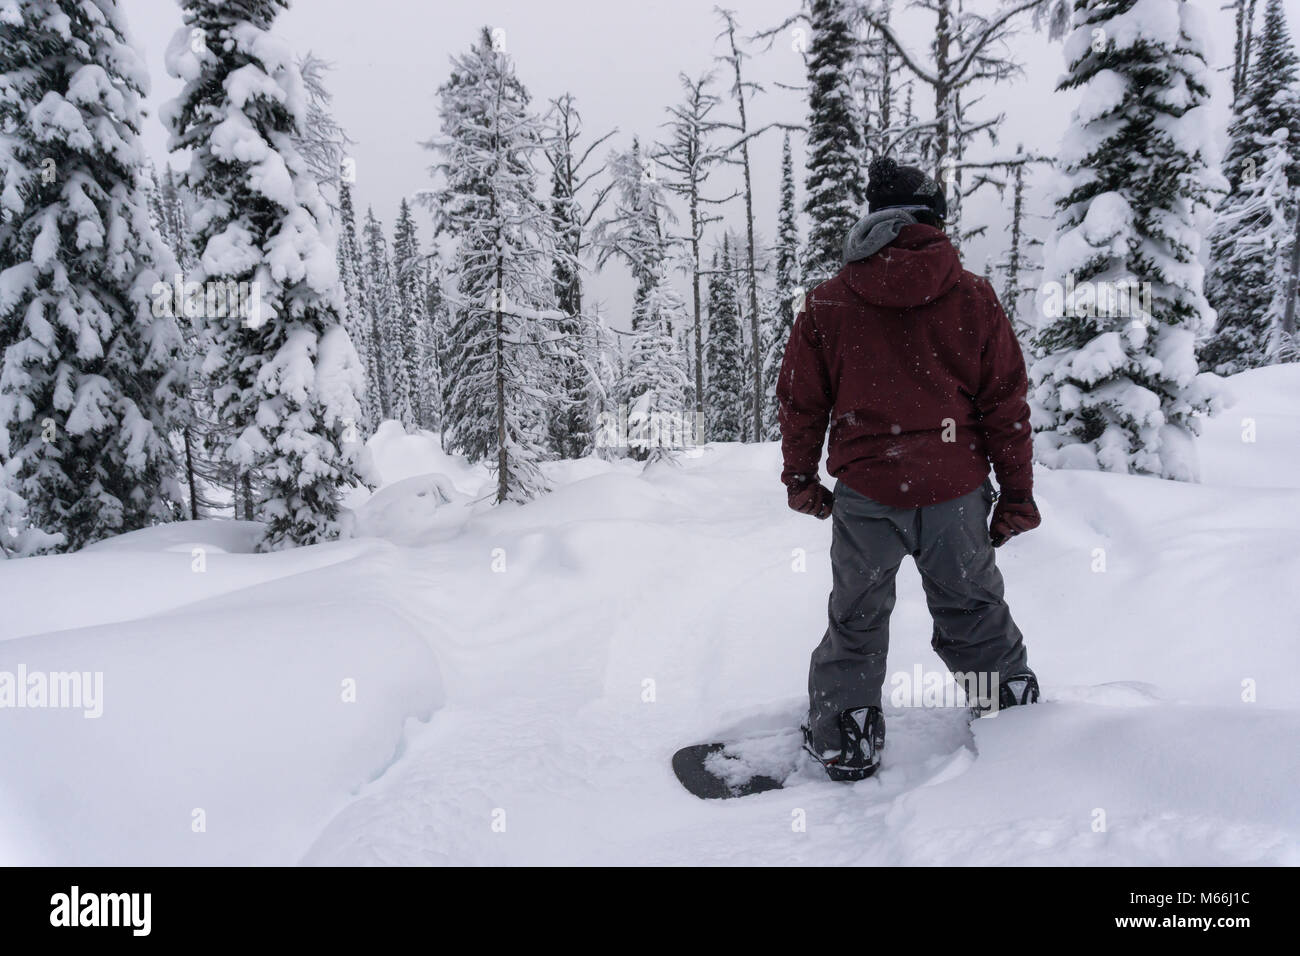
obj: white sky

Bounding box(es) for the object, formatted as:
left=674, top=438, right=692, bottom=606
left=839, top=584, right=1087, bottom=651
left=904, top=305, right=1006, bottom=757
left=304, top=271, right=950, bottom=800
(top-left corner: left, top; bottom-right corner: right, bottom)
left=124, top=0, right=1292, bottom=327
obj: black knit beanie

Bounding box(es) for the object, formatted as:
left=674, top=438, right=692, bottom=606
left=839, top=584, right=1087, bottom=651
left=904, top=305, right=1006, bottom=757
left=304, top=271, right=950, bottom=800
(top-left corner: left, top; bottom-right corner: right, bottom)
left=866, top=156, right=947, bottom=224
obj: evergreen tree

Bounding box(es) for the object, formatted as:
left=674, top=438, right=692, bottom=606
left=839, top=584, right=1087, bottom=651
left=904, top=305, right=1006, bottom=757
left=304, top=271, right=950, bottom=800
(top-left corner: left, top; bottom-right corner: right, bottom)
left=544, top=93, right=611, bottom=459
left=803, top=0, right=865, bottom=285
left=762, top=133, right=800, bottom=439
left=1, top=0, right=187, bottom=554
left=598, top=140, right=692, bottom=458
left=165, top=0, right=368, bottom=549
left=1203, top=129, right=1298, bottom=371
left=293, top=52, right=351, bottom=216
left=1031, top=0, right=1224, bottom=481
left=147, top=165, right=235, bottom=519
left=336, top=183, right=378, bottom=432
left=423, top=259, right=446, bottom=436
left=1217, top=0, right=1300, bottom=200
left=705, top=239, right=746, bottom=441
left=596, top=139, right=675, bottom=331
left=150, top=167, right=190, bottom=264
left=620, top=260, right=690, bottom=464
left=361, top=207, right=396, bottom=422
left=391, top=198, right=426, bottom=429
left=1203, top=0, right=1300, bottom=371
left=430, top=28, right=573, bottom=503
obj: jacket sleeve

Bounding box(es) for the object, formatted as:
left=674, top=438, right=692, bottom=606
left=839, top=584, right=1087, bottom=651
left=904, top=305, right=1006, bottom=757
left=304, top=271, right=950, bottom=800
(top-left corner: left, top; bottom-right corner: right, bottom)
left=776, top=302, right=833, bottom=492
left=973, top=282, right=1034, bottom=497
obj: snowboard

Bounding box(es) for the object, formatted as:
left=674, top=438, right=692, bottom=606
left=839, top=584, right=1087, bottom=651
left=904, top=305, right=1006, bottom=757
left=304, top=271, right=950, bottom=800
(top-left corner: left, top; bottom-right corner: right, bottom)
left=671, top=733, right=805, bottom=800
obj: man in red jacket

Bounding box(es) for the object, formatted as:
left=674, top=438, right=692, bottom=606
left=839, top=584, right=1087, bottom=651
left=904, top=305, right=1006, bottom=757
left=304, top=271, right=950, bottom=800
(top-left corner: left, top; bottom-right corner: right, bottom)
left=777, top=157, right=1041, bottom=782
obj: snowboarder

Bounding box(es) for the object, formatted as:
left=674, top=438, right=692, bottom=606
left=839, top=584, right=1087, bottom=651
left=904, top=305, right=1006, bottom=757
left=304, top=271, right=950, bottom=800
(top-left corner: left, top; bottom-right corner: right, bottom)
left=777, top=156, right=1041, bottom=782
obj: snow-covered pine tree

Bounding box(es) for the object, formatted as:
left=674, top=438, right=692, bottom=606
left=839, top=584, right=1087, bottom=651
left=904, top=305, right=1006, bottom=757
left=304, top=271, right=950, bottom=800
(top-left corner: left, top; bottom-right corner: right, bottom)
left=430, top=27, right=573, bottom=504
left=544, top=93, right=612, bottom=460
left=147, top=164, right=235, bottom=519
left=1202, top=0, right=1300, bottom=371
left=150, top=166, right=189, bottom=264
left=293, top=51, right=351, bottom=216
left=361, top=207, right=397, bottom=422
left=1204, top=130, right=1297, bottom=371
left=597, top=140, right=693, bottom=457
left=620, top=260, right=690, bottom=465
left=391, top=198, right=427, bottom=429
left=165, top=0, right=367, bottom=549
left=587, top=306, right=621, bottom=459
left=803, top=0, right=865, bottom=286
left=0, top=0, right=187, bottom=555
left=596, top=139, right=676, bottom=332
left=1031, top=0, right=1224, bottom=481
left=705, top=238, right=746, bottom=441
left=422, top=258, right=446, bottom=436
left=762, top=133, right=800, bottom=439
left=336, top=182, right=378, bottom=432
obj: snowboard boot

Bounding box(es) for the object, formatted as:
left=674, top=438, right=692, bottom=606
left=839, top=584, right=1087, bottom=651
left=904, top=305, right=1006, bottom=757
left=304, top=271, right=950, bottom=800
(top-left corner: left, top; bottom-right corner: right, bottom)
left=970, top=672, right=1040, bottom=719
left=802, top=706, right=885, bottom=782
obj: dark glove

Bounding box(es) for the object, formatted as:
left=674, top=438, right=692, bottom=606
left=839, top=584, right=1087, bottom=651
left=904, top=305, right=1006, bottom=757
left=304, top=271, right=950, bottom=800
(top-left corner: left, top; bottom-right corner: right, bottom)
left=788, top=480, right=834, bottom=520
left=990, top=492, right=1040, bottom=547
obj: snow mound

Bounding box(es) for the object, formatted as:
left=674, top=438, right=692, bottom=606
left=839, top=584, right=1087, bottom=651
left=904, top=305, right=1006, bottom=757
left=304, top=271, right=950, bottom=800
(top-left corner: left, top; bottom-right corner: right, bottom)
left=364, top=421, right=485, bottom=494
left=0, top=548, right=442, bottom=865
left=82, top=519, right=264, bottom=554
left=1197, top=363, right=1300, bottom=488
left=352, top=473, right=466, bottom=545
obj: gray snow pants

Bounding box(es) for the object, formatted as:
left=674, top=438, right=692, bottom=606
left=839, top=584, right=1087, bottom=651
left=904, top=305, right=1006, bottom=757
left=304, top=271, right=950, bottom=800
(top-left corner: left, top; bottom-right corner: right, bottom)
left=806, top=478, right=1032, bottom=750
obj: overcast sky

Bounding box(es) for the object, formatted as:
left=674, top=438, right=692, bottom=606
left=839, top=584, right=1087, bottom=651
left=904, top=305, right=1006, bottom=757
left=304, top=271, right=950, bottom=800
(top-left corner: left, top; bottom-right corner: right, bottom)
left=124, top=0, right=1287, bottom=327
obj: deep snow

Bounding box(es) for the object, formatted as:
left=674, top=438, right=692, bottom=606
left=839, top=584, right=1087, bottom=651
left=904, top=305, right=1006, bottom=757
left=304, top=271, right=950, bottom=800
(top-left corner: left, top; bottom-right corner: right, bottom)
left=1, top=365, right=1298, bottom=866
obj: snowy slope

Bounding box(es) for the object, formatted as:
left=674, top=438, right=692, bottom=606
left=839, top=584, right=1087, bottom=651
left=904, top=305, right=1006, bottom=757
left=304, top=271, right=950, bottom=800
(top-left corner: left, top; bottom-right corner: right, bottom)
left=2, top=367, right=1298, bottom=866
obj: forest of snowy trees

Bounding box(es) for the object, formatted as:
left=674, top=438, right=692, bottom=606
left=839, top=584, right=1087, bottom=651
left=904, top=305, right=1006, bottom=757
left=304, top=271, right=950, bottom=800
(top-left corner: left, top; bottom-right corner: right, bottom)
left=3, top=0, right=1299, bottom=556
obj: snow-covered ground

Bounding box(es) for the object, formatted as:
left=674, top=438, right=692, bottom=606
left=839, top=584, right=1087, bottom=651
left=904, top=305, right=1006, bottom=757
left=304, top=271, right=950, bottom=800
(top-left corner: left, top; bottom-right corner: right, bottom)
left=2, top=366, right=1298, bottom=866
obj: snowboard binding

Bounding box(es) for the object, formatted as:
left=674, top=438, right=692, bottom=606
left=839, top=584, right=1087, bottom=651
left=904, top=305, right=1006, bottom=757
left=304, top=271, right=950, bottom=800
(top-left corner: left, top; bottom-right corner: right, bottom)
left=803, top=705, right=885, bottom=782
left=970, top=672, right=1040, bottom=718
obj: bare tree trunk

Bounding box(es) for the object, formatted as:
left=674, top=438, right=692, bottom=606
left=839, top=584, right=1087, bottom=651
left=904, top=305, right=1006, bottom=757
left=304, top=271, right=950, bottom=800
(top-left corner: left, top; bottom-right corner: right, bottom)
left=370, top=310, right=389, bottom=419
left=495, top=262, right=507, bottom=504
left=1240, top=0, right=1259, bottom=103
left=183, top=426, right=200, bottom=521
left=932, top=0, right=958, bottom=244
left=722, top=21, right=763, bottom=441
left=1005, top=151, right=1025, bottom=317
left=688, top=194, right=705, bottom=438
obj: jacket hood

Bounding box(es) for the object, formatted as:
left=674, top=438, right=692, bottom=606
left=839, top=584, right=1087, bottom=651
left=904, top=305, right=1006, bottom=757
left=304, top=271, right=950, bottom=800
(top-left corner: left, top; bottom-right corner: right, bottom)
left=841, top=222, right=962, bottom=310
left=843, top=206, right=930, bottom=263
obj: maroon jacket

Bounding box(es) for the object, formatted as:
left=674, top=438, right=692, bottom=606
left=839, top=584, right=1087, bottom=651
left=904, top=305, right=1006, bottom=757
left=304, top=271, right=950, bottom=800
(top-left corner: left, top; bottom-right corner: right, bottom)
left=776, top=224, right=1033, bottom=508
